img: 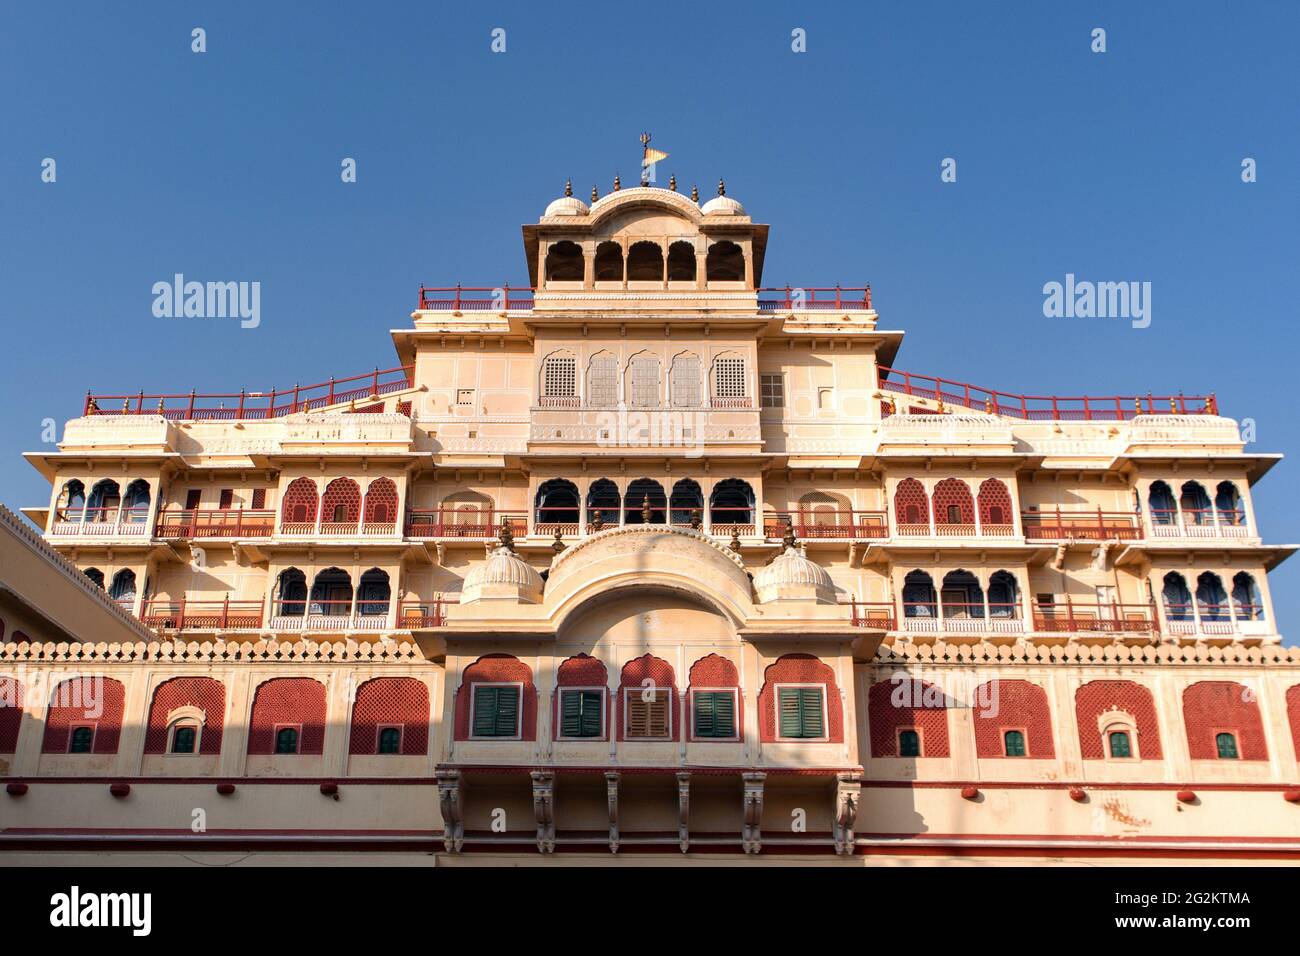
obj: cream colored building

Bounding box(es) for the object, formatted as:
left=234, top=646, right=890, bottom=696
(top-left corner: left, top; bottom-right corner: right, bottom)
left=2, top=178, right=1298, bottom=865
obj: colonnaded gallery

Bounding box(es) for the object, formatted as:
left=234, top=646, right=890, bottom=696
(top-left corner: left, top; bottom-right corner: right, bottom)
left=2, top=176, right=1298, bottom=866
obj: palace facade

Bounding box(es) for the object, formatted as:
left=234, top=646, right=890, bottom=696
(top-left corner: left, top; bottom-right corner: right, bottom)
left=2, top=177, right=1299, bottom=865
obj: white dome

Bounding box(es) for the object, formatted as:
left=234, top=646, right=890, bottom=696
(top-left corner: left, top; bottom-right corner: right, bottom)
left=753, top=546, right=835, bottom=603
left=461, top=545, right=544, bottom=604
left=543, top=195, right=589, bottom=217
left=700, top=195, right=745, bottom=216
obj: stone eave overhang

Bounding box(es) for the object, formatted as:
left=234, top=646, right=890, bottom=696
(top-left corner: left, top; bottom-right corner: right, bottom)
left=1113, top=541, right=1297, bottom=572
left=1109, top=451, right=1282, bottom=485
left=24, top=450, right=181, bottom=481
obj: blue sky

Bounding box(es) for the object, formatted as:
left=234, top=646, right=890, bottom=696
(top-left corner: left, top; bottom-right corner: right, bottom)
left=1, top=1, right=1296, bottom=637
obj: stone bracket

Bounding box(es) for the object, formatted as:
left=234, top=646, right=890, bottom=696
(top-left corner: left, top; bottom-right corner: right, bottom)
left=435, top=769, right=463, bottom=853
left=833, top=772, right=862, bottom=856
left=531, top=770, right=556, bottom=854
left=677, top=771, right=691, bottom=853
left=742, top=771, right=766, bottom=855
left=606, top=771, right=620, bottom=854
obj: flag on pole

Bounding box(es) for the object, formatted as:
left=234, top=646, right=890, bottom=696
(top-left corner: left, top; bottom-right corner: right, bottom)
left=642, top=147, right=669, bottom=167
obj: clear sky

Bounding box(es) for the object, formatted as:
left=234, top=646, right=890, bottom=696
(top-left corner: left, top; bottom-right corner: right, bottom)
left=1, top=1, right=1296, bottom=639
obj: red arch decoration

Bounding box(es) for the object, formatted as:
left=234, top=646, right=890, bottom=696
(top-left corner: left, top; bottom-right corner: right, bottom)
left=280, top=478, right=319, bottom=527
left=1076, top=680, right=1162, bottom=759
left=248, top=678, right=326, bottom=755
left=932, top=478, right=975, bottom=526
left=972, top=679, right=1055, bottom=758
left=687, top=653, right=743, bottom=741
left=42, top=677, right=126, bottom=754
left=617, top=654, right=678, bottom=742
left=759, top=653, right=843, bottom=744
left=552, top=654, right=609, bottom=741
left=893, top=478, right=929, bottom=527
left=1287, top=685, right=1300, bottom=762
left=0, top=677, right=22, bottom=753
left=868, top=678, right=949, bottom=756
left=143, top=677, right=226, bottom=755
left=454, top=654, right=537, bottom=741
left=977, top=478, right=1013, bottom=528
left=349, top=677, right=429, bottom=755
left=1183, top=681, right=1267, bottom=760
left=321, top=478, right=361, bottom=526
left=363, top=478, right=398, bottom=526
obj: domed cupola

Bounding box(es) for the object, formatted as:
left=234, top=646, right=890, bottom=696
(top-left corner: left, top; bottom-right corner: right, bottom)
left=543, top=178, right=590, bottom=217
left=460, top=526, right=544, bottom=604
left=753, top=522, right=835, bottom=604
left=700, top=178, right=745, bottom=216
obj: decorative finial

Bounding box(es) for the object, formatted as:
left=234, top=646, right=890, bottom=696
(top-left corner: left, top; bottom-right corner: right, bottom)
left=591, top=509, right=604, bottom=532
left=689, top=507, right=702, bottom=530
left=718, top=178, right=725, bottom=196
left=591, top=184, right=599, bottom=202
left=613, top=175, right=621, bottom=191
left=669, top=174, right=677, bottom=192
left=86, top=396, right=99, bottom=414
left=984, top=397, right=994, bottom=415
left=729, top=528, right=742, bottom=552
left=1170, top=397, right=1178, bottom=414
left=641, top=494, right=652, bottom=524
left=782, top=517, right=797, bottom=552
left=552, top=527, right=566, bottom=553
left=498, top=523, right=516, bottom=553
left=564, top=178, right=572, bottom=197
left=691, top=184, right=699, bottom=202
left=1134, top=396, right=1142, bottom=416
left=122, top=397, right=131, bottom=413
left=157, top=397, right=166, bottom=414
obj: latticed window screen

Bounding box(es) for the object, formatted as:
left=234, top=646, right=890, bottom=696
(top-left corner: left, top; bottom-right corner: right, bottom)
left=588, top=355, right=618, bottom=407
left=692, top=691, right=735, bottom=738
left=629, top=356, right=661, bottom=408
left=560, top=690, right=603, bottom=738
left=1108, top=730, right=1132, bottom=758
left=760, top=374, right=784, bottom=408
left=472, top=685, right=520, bottom=738
left=1003, top=730, right=1027, bottom=757
left=714, top=357, right=746, bottom=398
left=671, top=355, right=701, bottom=407
left=626, top=689, right=671, bottom=738
left=777, top=687, right=825, bottom=739
left=542, top=356, right=577, bottom=398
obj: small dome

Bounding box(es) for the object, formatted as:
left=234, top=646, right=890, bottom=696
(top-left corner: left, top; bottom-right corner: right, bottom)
left=753, top=545, right=835, bottom=604
left=461, top=545, right=544, bottom=604
left=543, top=195, right=589, bottom=217
left=700, top=194, right=745, bottom=216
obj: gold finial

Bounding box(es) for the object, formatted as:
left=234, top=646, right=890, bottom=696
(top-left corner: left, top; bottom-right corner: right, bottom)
left=729, top=528, right=742, bottom=552
left=669, top=174, right=677, bottom=191
left=691, top=184, right=699, bottom=202
left=1170, top=397, right=1178, bottom=414
left=782, top=517, right=797, bottom=552
left=689, top=507, right=702, bottom=530
left=1134, top=396, right=1141, bottom=416
left=591, top=184, right=599, bottom=202
left=936, top=396, right=945, bottom=414
left=984, top=397, right=994, bottom=415
left=641, top=494, right=652, bottom=524
left=552, top=527, right=566, bottom=553
left=613, top=175, right=621, bottom=191
left=718, top=178, right=726, bottom=196
left=564, top=178, right=572, bottom=197
left=640, top=131, right=651, bottom=149
left=157, top=397, right=166, bottom=414
left=498, top=523, right=515, bottom=552
left=590, top=510, right=604, bottom=531
left=122, top=398, right=131, bottom=413
left=87, top=396, right=99, bottom=414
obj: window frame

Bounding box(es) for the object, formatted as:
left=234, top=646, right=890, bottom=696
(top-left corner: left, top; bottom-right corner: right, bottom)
left=67, top=723, right=97, bottom=754
left=1002, top=727, right=1027, bottom=758
left=689, top=687, right=740, bottom=742
left=1214, top=730, right=1240, bottom=760
left=759, top=373, right=784, bottom=409
left=622, top=686, right=673, bottom=741
left=469, top=681, right=524, bottom=741
left=168, top=721, right=201, bottom=756
left=375, top=724, right=404, bottom=755
left=272, top=722, right=303, bottom=755
left=1107, top=729, right=1133, bottom=759
left=556, top=686, right=606, bottom=741
left=896, top=726, right=922, bottom=757
left=1098, top=711, right=1141, bottom=761
left=774, top=683, right=829, bottom=742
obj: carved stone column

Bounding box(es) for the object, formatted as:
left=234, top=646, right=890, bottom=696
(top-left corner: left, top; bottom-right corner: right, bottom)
left=435, top=769, right=463, bottom=853
left=605, top=771, right=620, bottom=854
left=531, top=770, right=556, bottom=854
left=741, top=771, right=766, bottom=855
left=833, top=773, right=862, bottom=856
left=676, top=772, right=691, bottom=853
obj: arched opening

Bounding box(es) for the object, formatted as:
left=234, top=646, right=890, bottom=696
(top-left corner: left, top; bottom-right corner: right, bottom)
left=1215, top=481, right=1245, bottom=528
left=902, top=570, right=937, bottom=619
left=1162, top=571, right=1193, bottom=622
left=626, top=241, right=664, bottom=281
left=988, top=570, right=1020, bottom=619
left=1232, top=572, right=1264, bottom=621
left=670, top=352, right=701, bottom=407
left=667, top=241, right=696, bottom=281
left=626, top=352, right=661, bottom=407
left=58, top=480, right=86, bottom=522
left=1148, top=481, right=1177, bottom=526
left=544, top=240, right=584, bottom=282
left=586, top=351, right=619, bottom=407
left=83, top=567, right=105, bottom=589
left=893, top=478, right=930, bottom=532
left=670, top=478, right=704, bottom=526
left=1195, top=571, right=1230, bottom=622
left=977, top=479, right=1013, bottom=531
left=309, top=568, right=353, bottom=619
left=709, top=478, right=755, bottom=532
left=798, top=491, right=852, bottom=533
left=120, top=479, right=150, bottom=525
left=1216, top=731, right=1239, bottom=759
left=357, top=568, right=391, bottom=618
left=1180, top=481, right=1213, bottom=527
left=586, top=479, right=621, bottom=528
left=624, top=478, right=666, bottom=524
left=594, top=241, right=623, bottom=281
left=933, top=479, right=975, bottom=531
left=540, top=352, right=578, bottom=405
left=281, top=478, right=318, bottom=529
left=275, top=727, right=300, bottom=755
left=109, top=569, right=136, bottom=607
left=437, top=490, right=495, bottom=536
left=535, top=479, right=580, bottom=532
left=321, top=478, right=361, bottom=531
left=941, top=569, right=985, bottom=621
left=87, top=479, right=121, bottom=525
left=706, top=241, right=744, bottom=281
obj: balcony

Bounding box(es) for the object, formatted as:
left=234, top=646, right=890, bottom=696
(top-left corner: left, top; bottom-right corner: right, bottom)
left=141, top=598, right=264, bottom=630
left=50, top=507, right=150, bottom=538
left=397, top=599, right=455, bottom=628
left=1022, top=510, right=1142, bottom=542
left=269, top=600, right=391, bottom=632
left=1031, top=603, right=1156, bottom=635
left=1148, top=509, right=1252, bottom=540
left=415, top=285, right=872, bottom=313
left=901, top=602, right=1025, bottom=634
left=155, top=509, right=276, bottom=539
left=1163, top=603, right=1268, bottom=638
left=404, top=510, right=528, bottom=540
left=849, top=601, right=896, bottom=629
left=894, top=521, right=1016, bottom=538
left=765, top=510, right=888, bottom=540
left=280, top=519, right=398, bottom=538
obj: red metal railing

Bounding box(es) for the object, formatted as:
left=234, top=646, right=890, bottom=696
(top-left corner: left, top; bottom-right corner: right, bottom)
left=764, top=510, right=889, bottom=540
left=85, top=365, right=415, bottom=421
left=404, top=510, right=527, bottom=539
left=1021, top=510, right=1141, bottom=541
left=417, top=286, right=534, bottom=311
left=141, top=598, right=264, bottom=630
left=398, top=599, right=456, bottom=628
left=269, top=599, right=390, bottom=631
left=1032, top=602, right=1156, bottom=633
left=155, top=509, right=276, bottom=539
left=757, top=286, right=872, bottom=311
left=877, top=366, right=1215, bottom=421
left=849, top=601, right=896, bottom=629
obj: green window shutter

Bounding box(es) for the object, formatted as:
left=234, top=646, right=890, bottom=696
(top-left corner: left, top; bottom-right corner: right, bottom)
left=494, top=686, right=519, bottom=737
left=1216, top=732, right=1239, bottom=759
left=1108, top=731, right=1131, bottom=758
left=898, top=730, right=920, bottom=757
left=1004, top=730, right=1026, bottom=757
left=800, top=688, right=824, bottom=738
left=472, top=686, right=499, bottom=737
left=579, top=691, right=602, bottom=738
left=779, top=688, right=825, bottom=739
left=778, top=688, right=802, bottom=738
left=693, top=691, right=736, bottom=739
left=378, top=727, right=401, bottom=754
left=560, top=690, right=602, bottom=738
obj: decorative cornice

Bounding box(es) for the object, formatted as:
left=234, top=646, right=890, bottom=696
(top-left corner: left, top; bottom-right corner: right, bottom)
left=547, top=524, right=750, bottom=574
left=872, top=640, right=1300, bottom=667
left=0, top=637, right=426, bottom=664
